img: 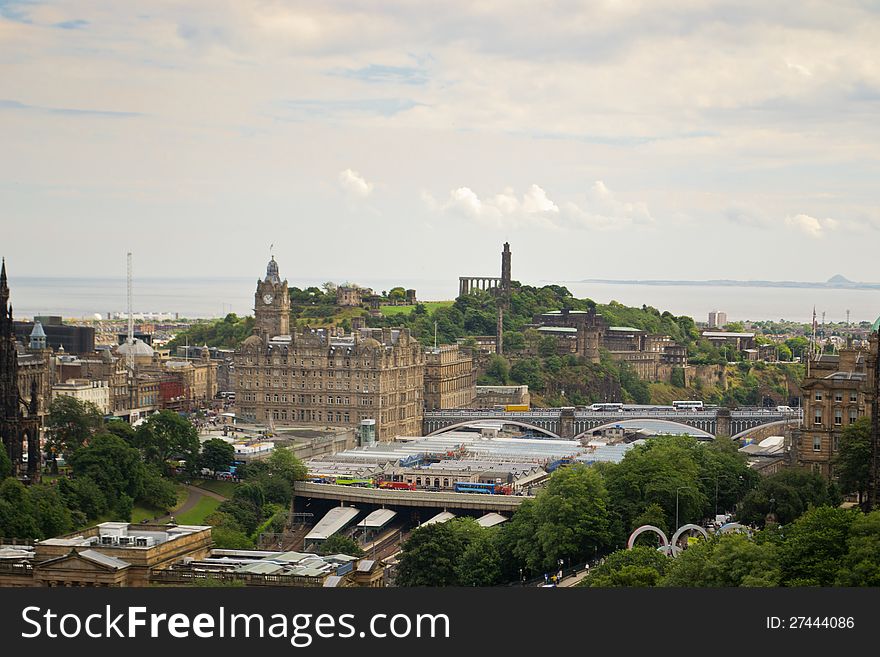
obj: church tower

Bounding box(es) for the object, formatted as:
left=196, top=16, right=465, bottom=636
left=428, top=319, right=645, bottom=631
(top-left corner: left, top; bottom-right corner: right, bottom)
left=254, top=256, right=290, bottom=339
left=0, top=258, right=42, bottom=482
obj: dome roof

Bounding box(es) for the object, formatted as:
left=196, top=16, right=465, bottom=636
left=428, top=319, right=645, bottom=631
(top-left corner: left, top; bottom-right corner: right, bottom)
left=243, top=334, right=264, bottom=348
left=30, top=321, right=46, bottom=338
left=872, top=315, right=880, bottom=333
left=116, top=338, right=154, bottom=357
left=361, top=337, right=382, bottom=349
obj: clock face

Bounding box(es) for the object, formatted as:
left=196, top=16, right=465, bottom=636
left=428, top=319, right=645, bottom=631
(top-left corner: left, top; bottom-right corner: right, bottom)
left=262, top=293, right=274, bottom=305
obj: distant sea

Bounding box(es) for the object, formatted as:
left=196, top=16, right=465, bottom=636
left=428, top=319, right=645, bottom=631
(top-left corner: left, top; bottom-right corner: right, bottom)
left=9, top=276, right=880, bottom=324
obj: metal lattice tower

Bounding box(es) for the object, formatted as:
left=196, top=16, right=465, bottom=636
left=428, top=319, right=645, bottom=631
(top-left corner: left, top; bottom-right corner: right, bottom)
left=126, top=252, right=134, bottom=372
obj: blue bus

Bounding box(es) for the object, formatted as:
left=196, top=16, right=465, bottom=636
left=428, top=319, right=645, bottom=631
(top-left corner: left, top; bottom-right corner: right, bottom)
left=454, top=481, right=497, bottom=495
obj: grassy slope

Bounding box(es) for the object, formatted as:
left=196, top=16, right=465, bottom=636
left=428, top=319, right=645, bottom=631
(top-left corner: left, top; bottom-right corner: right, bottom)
left=380, top=301, right=454, bottom=317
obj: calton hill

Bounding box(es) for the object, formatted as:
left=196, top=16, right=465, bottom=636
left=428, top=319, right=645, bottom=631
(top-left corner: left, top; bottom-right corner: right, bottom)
left=168, top=281, right=808, bottom=408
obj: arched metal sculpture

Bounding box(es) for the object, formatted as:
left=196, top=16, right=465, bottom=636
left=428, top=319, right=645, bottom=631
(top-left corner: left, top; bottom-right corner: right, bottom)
left=626, top=525, right=670, bottom=550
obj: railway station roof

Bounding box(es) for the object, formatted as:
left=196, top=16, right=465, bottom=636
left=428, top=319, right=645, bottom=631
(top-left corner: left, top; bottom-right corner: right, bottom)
left=358, top=509, right=397, bottom=529
left=421, top=511, right=456, bottom=526
left=476, top=513, right=508, bottom=527
left=305, top=506, right=360, bottom=541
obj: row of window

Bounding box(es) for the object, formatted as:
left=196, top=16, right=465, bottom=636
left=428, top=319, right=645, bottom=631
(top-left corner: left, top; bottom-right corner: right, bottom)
left=813, top=408, right=861, bottom=426
left=814, top=391, right=859, bottom=402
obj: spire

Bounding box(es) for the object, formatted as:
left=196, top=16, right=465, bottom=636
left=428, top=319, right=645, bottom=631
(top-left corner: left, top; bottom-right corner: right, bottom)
left=0, top=257, right=7, bottom=291
left=265, top=255, right=280, bottom=284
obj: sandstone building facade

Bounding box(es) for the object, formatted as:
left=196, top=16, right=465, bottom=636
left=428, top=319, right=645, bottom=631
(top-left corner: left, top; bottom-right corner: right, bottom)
left=234, top=258, right=425, bottom=441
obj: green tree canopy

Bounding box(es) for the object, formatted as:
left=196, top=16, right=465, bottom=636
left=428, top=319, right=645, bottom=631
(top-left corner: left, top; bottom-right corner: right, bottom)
left=737, top=469, right=841, bottom=527
left=45, top=396, right=104, bottom=462
left=199, top=438, right=236, bottom=473
left=133, top=410, right=200, bottom=474
left=833, top=417, right=871, bottom=505
left=661, top=533, right=781, bottom=587
left=779, top=506, right=858, bottom=586
left=317, top=534, right=365, bottom=557
left=583, top=546, right=670, bottom=587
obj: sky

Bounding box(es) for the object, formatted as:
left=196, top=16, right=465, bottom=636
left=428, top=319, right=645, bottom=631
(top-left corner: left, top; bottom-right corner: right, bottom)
left=2, top=0, right=880, bottom=287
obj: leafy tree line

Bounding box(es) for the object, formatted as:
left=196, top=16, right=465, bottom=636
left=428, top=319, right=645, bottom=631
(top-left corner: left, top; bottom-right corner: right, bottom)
left=583, top=505, right=880, bottom=587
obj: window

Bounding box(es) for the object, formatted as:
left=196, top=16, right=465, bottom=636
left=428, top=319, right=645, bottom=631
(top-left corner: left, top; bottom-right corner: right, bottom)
left=814, top=391, right=823, bottom=401
left=813, top=409, right=822, bottom=425
left=833, top=434, right=840, bottom=451
left=834, top=408, right=842, bottom=425
left=850, top=408, right=858, bottom=424
left=834, top=392, right=843, bottom=403
left=813, top=435, right=821, bottom=452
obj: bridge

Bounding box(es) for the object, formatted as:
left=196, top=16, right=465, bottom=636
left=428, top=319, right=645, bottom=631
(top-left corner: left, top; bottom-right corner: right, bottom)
left=423, top=406, right=803, bottom=440
left=293, top=482, right=528, bottom=512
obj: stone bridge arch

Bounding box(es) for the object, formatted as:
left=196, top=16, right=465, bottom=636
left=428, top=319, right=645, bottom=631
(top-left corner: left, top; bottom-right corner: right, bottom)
left=426, top=419, right=561, bottom=439
left=731, top=420, right=795, bottom=443
left=574, top=419, right=715, bottom=441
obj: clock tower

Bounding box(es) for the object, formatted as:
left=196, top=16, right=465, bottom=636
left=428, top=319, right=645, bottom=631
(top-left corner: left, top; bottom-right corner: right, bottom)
left=254, top=256, right=290, bottom=338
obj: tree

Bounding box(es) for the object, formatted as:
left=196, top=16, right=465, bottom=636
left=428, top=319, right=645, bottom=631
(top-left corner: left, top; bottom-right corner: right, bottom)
left=29, top=484, right=73, bottom=538
left=661, top=533, right=780, bottom=587
left=69, top=433, right=146, bottom=503
left=835, top=510, right=880, bottom=586
left=265, top=448, right=307, bottom=485
left=0, top=447, right=11, bottom=480
left=134, top=411, right=200, bottom=474
left=737, top=469, right=840, bottom=527
left=0, top=478, right=39, bottom=539
left=510, top=358, right=545, bottom=391
left=396, top=522, right=471, bottom=586
left=583, top=547, right=669, bottom=587
left=834, top=417, right=871, bottom=505
left=318, top=534, right=364, bottom=557
left=45, top=396, right=104, bottom=466
left=397, top=519, right=501, bottom=586
left=780, top=506, right=858, bottom=586
left=481, top=355, right=510, bottom=385
left=388, top=287, right=407, bottom=302
left=211, top=526, right=255, bottom=549
left=199, top=438, right=236, bottom=473
left=500, top=465, right=612, bottom=574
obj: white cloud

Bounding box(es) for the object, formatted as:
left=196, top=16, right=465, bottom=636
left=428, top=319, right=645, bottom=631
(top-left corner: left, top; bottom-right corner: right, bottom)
left=785, top=213, right=839, bottom=238
left=427, top=180, right=651, bottom=232
left=560, top=181, right=654, bottom=231
left=339, top=168, right=374, bottom=197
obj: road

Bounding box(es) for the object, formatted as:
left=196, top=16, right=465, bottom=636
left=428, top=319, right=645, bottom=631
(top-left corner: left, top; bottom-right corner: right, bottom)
left=155, top=483, right=229, bottom=523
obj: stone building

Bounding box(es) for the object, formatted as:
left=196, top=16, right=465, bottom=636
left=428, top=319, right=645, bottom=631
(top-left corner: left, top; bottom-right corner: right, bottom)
left=337, top=285, right=369, bottom=307
left=424, top=344, right=476, bottom=410
left=234, top=258, right=424, bottom=441
left=791, top=338, right=876, bottom=479
left=0, top=522, right=213, bottom=588
left=475, top=385, right=530, bottom=409
left=52, top=379, right=111, bottom=414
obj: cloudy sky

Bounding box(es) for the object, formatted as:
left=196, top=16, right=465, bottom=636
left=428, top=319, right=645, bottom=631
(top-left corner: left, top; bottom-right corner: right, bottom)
left=2, top=1, right=880, bottom=289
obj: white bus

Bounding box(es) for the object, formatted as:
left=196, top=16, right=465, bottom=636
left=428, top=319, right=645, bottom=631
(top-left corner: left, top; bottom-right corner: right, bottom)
left=672, top=400, right=703, bottom=410
left=590, top=403, right=624, bottom=412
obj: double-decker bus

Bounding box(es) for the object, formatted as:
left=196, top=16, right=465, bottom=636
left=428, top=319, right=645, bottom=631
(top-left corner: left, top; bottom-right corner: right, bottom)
left=454, top=481, right=512, bottom=495
left=672, top=400, right=704, bottom=410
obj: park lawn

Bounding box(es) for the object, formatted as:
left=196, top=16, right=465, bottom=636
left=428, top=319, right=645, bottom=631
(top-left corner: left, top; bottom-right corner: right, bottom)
left=380, top=301, right=454, bottom=317
left=175, top=496, right=221, bottom=525
left=191, top=479, right=236, bottom=499
left=131, top=484, right=189, bottom=523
